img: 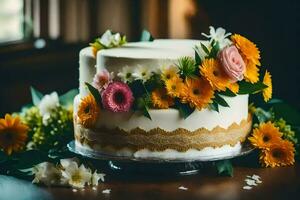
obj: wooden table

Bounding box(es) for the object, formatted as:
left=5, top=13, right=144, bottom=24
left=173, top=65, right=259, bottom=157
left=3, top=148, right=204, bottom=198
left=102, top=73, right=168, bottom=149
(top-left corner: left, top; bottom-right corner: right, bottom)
left=44, top=164, right=300, bottom=200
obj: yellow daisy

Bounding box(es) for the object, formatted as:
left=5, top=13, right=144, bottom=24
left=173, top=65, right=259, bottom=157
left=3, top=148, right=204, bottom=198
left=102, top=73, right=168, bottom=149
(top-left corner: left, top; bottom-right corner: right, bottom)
left=0, top=114, right=28, bottom=155
left=260, top=140, right=295, bottom=167
left=161, top=65, right=179, bottom=81
left=248, top=121, right=282, bottom=149
left=165, top=76, right=185, bottom=98
left=200, top=58, right=231, bottom=91
left=262, top=70, right=272, bottom=102
left=78, top=94, right=100, bottom=128
left=244, top=59, right=260, bottom=83
left=182, top=77, right=214, bottom=110
left=231, top=34, right=261, bottom=66
left=151, top=88, right=174, bottom=109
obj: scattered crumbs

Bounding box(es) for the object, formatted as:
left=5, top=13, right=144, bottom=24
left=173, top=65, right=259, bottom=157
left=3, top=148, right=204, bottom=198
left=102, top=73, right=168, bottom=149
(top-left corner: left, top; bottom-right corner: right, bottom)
left=178, top=186, right=188, bottom=191
left=256, top=180, right=262, bottom=184
left=243, top=186, right=252, bottom=190
left=245, top=179, right=257, bottom=186
left=72, top=189, right=78, bottom=192
left=92, top=187, right=97, bottom=191
left=102, top=189, right=111, bottom=194
left=252, top=175, right=261, bottom=181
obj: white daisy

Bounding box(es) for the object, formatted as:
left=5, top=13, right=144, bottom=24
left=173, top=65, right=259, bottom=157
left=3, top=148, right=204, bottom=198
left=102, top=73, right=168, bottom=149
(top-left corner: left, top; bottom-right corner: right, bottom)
left=194, top=42, right=211, bottom=61
left=32, top=162, right=61, bottom=186
left=202, top=26, right=232, bottom=49
left=132, top=65, right=153, bottom=83
left=38, top=92, right=59, bottom=125
left=91, top=171, right=105, bottom=186
left=117, top=66, right=135, bottom=83
left=100, top=30, right=122, bottom=48
left=61, top=161, right=92, bottom=188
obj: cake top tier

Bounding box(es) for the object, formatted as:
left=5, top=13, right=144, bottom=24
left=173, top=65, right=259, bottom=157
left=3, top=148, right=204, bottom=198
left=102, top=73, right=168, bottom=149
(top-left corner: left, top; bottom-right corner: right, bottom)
left=97, top=39, right=201, bottom=59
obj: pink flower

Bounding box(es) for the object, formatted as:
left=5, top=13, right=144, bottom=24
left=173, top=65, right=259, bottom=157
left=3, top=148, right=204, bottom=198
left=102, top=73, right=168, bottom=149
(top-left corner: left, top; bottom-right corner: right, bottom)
left=93, top=69, right=113, bottom=92
left=218, top=45, right=246, bottom=82
left=101, top=81, right=134, bottom=112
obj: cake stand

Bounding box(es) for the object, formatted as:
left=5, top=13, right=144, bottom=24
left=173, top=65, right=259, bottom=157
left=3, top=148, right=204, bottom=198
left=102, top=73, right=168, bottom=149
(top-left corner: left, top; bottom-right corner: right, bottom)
left=67, top=141, right=254, bottom=176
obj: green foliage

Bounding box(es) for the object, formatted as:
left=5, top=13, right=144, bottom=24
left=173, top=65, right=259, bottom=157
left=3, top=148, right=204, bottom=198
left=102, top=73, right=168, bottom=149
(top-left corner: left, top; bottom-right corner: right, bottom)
left=30, top=87, right=43, bottom=106
left=175, top=100, right=195, bottom=119
left=177, top=56, right=197, bottom=78
left=59, top=89, right=78, bottom=107
left=85, top=82, right=102, bottom=105
left=238, top=81, right=268, bottom=94
left=215, top=160, right=233, bottom=177
left=209, top=102, right=219, bottom=112
left=208, top=40, right=220, bottom=58
left=135, top=96, right=152, bottom=120
left=214, top=94, right=230, bottom=108
left=140, top=29, right=154, bottom=41
left=274, top=118, right=298, bottom=145
left=219, top=89, right=237, bottom=97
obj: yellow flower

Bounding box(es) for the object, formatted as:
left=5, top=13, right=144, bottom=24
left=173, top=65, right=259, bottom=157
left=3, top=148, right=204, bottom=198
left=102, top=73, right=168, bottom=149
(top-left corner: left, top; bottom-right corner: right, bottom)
left=161, top=65, right=179, bottom=81
left=151, top=88, right=174, bottom=109
left=262, top=70, right=272, bottom=102
left=78, top=94, right=100, bottom=128
left=165, top=76, right=185, bottom=98
left=0, top=114, right=28, bottom=155
left=244, top=59, right=260, bottom=83
left=182, top=77, right=214, bottom=110
left=260, top=140, right=295, bottom=167
left=227, top=82, right=239, bottom=94
left=200, top=58, right=231, bottom=91
left=231, top=34, right=261, bottom=67
left=248, top=121, right=282, bottom=149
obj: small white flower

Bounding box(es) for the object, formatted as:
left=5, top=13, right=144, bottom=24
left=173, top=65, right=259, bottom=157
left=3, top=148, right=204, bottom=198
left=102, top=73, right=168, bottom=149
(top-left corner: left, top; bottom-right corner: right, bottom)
left=91, top=171, right=105, bottom=186
left=194, top=42, right=211, bottom=61
left=102, top=189, right=111, bottom=194
left=178, top=186, right=188, bottom=191
left=60, top=158, right=79, bottom=169
left=61, top=161, right=92, bottom=188
left=32, top=162, right=61, bottom=186
left=100, top=30, right=122, bottom=48
left=202, top=26, right=232, bottom=49
left=38, top=92, right=59, bottom=125
left=117, top=66, right=135, bottom=83
left=132, top=65, right=153, bottom=83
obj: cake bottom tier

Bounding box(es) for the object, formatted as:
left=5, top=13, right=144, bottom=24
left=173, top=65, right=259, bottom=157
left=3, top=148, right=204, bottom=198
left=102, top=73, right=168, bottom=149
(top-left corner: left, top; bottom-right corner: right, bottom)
left=74, top=115, right=252, bottom=160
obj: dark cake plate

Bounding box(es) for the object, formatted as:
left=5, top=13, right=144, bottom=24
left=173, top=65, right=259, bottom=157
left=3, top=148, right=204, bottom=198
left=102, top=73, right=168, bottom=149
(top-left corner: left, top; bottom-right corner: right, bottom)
left=67, top=141, right=255, bottom=176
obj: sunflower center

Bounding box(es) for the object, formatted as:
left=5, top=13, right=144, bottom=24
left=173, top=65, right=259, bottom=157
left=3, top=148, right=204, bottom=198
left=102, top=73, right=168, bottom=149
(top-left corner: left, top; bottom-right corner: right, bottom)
left=263, top=135, right=270, bottom=142
left=166, top=74, right=171, bottom=79
left=272, top=148, right=283, bottom=159
left=71, top=171, right=82, bottom=183
left=114, top=91, right=125, bottom=104
left=3, top=132, right=13, bottom=141
left=126, top=73, right=132, bottom=78
left=84, top=105, right=90, bottom=114
left=171, top=85, right=177, bottom=91
left=193, top=89, right=200, bottom=95
left=213, top=70, right=219, bottom=77
left=142, top=72, right=146, bottom=76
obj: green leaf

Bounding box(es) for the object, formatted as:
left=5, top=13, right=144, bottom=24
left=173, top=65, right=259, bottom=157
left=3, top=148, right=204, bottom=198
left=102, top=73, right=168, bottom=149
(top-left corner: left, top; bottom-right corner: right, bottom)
left=59, top=89, right=79, bottom=106
left=253, top=107, right=273, bottom=123
left=30, top=87, right=43, bottom=106
left=176, top=101, right=195, bottom=119
left=143, top=106, right=152, bottom=120
left=135, top=97, right=152, bottom=120
left=238, top=81, right=268, bottom=94
left=0, top=150, right=8, bottom=164
left=209, top=102, right=219, bottom=112
left=216, top=160, right=233, bottom=177
left=85, top=82, right=102, bottom=104
left=200, top=42, right=210, bottom=55
left=209, top=41, right=220, bottom=58
left=140, top=29, right=154, bottom=41
left=194, top=49, right=202, bottom=65
left=214, top=94, right=230, bottom=107
left=219, top=89, right=237, bottom=97
left=177, top=56, right=197, bottom=77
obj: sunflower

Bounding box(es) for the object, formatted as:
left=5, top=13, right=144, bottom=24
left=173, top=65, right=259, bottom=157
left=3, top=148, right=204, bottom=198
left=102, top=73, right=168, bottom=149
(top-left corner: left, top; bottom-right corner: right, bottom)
left=248, top=121, right=282, bottom=149
left=231, top=34, right=261, bottom=67
left=151, top=88, right=174, bottom=109
left=262, top=70, right=272, bottom=102
left=227, top=82, right=239, bottom=94
left=164, top=76, right=185, bottom=98
left=0, top=114, right=28, bottom=155
left=260, top=140, right=295, bottom=167
left=182, top=77, right=214, bottom=110
left=200, top=58, right=231, bottom=91
left=244, top=59, right=260, bottom=83
left=161, top=65, right=179, bottom=81
left=77, top=94, right=100, bottom=128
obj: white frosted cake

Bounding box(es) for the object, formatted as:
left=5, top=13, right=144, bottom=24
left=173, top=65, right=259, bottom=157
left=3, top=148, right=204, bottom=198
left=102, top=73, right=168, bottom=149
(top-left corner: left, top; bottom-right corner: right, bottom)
left=73, top=29, right=253, bottom=160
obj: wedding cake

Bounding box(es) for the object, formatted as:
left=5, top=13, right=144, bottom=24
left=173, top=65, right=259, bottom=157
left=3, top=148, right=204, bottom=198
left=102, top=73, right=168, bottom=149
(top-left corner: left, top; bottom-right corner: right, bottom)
left=73, top=27, right=269, bottom=160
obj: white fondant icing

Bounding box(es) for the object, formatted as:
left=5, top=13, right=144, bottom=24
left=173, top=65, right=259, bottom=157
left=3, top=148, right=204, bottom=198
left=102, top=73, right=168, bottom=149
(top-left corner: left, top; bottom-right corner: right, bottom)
left=75, top=141, right=242, bottom=160
left=79, top=47, right=96, bottom=96
left=74, top=94, right=248, bottom=131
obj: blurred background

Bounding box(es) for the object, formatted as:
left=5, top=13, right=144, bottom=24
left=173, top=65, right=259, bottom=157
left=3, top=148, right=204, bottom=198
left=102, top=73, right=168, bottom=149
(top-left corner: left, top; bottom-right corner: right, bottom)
left=0, top=0, right=299, bottom=115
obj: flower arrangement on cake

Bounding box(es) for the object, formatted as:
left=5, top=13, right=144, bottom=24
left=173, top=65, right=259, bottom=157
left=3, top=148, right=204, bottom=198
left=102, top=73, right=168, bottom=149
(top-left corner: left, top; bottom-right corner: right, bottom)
left=0, top=27, right=299, bottom=187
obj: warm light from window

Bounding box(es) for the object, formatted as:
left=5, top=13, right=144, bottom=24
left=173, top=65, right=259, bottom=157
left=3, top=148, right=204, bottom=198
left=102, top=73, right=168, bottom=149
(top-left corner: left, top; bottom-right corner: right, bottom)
left=0, top=0, right=24, bottom=43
